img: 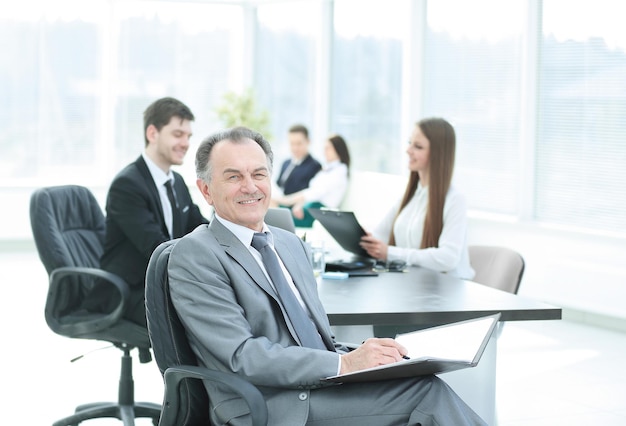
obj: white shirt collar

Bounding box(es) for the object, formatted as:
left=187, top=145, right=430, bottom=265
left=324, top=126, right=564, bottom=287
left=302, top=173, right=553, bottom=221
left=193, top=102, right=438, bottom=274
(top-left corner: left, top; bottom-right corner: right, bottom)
left=214, top=214, right=272, bottom=247
left=323, top=159, right=341, bottom=170
left=142, top=152, right=175, bottom=186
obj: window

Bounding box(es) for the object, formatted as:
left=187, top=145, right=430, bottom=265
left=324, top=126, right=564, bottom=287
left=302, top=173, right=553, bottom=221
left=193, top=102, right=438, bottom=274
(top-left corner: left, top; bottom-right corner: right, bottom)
left=113, top=1, right=243, bottom=177
left=536, top=0, right=626, bottom=233
left=422, top=0, right=526, bottom=215
left=0, top=0, right=108, bottom=185
left=0, top=0, right=243, bottom=186
left=330, top=0, right=408, bottom=173
left=256, top=0, right=321, bottom=160
left=3, top=0, right=626, bottom=241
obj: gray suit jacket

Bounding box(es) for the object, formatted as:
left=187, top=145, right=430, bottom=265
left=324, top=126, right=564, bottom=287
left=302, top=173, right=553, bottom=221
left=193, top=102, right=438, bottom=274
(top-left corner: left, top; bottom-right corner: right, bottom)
left=168, top=219, right=344, bottom=425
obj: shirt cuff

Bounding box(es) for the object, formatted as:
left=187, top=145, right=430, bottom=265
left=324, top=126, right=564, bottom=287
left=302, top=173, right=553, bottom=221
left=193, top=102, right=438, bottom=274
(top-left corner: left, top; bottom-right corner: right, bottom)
left=387, top=245, right=404, bottom=262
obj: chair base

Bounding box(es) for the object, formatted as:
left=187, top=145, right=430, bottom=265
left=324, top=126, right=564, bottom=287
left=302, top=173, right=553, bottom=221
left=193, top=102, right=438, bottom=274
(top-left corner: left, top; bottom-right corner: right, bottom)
left=52, top=401, right=161, bottom=426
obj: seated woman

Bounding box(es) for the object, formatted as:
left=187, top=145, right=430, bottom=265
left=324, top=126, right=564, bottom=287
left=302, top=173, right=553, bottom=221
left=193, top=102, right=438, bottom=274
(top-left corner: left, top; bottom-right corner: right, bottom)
left=272, top=134, right=351, bottom=227
left=359, top=117, right=474, bottom=280
left=359, top=117, right=473, bottom=338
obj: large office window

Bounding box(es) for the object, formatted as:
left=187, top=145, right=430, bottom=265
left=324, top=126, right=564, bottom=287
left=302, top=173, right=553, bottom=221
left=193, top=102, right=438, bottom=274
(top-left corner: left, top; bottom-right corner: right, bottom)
left=536, top=0, right=626, bottom=233
left=1, top=1, right=108, bottom=185
left=114, top=2, right=243, bottom=174
left=3, top=0, right=626, bottom=241
left=1, top=0, right=243, bottom=187
left=330, top=0, right=408, bottom=173
left=422, top=0, right=526, bottom=215
left=256, top=1, right=321, bottom=159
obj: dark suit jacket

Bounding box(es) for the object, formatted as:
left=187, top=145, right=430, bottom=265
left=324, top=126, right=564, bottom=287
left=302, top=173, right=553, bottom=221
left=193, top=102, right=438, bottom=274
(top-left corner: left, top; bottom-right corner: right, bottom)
left=276, top=154, right=321, bottom=195
left=88, top=156, right=208, bottom=325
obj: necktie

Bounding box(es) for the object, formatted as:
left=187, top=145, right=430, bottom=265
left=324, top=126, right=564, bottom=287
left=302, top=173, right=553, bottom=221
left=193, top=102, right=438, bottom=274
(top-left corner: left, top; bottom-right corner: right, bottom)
left=164, top=180, right=182, bottom=238
left=278, top=161, right=296, bottom=187
left=251, top=232, right=326, bottom=350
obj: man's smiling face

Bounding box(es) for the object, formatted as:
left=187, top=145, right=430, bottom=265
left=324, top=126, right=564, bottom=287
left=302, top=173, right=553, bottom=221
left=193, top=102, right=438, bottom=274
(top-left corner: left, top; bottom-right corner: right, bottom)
left=199, top=137, right=271, bottom=231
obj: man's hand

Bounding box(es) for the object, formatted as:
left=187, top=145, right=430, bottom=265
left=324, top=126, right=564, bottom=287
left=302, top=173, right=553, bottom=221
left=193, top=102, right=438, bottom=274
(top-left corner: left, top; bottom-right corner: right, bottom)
left=340, top=338, right=409, bottom=374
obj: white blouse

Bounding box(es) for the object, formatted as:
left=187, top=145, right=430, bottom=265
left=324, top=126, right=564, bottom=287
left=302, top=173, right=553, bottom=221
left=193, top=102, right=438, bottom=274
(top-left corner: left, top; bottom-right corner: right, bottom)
left=373, top=183, right=475, bottom=280
left=302, top=161, right=349, bottom=208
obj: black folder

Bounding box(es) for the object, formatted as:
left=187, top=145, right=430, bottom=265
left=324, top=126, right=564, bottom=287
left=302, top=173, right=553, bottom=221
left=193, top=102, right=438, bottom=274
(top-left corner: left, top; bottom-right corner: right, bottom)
left=323, top=313, right=501, bottom=383
left=308, top=208, right=371, bottom=259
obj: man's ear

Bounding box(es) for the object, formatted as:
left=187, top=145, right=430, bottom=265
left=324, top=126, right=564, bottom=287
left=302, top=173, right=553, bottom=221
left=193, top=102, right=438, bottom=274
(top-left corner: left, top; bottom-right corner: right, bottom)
left=146, top=124, right=158, bottom=145
left=196, top=178, right=214, bottom=205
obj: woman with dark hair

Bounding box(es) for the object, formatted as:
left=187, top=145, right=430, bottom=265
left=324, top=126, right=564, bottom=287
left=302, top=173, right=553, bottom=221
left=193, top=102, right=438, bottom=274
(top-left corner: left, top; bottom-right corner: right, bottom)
left=273, top=134, right=351, bottom=227
left=360, top=118, right=474, bottom=280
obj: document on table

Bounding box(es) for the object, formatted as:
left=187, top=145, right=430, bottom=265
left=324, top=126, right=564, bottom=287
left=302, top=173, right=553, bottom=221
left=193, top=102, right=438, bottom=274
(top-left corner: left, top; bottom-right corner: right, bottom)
left=323, top=313, right=501, bottom=383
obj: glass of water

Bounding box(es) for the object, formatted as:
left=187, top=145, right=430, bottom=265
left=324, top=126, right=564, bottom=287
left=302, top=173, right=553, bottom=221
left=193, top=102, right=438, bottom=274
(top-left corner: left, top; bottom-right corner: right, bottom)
left=309, top=241, right=326, bottom=278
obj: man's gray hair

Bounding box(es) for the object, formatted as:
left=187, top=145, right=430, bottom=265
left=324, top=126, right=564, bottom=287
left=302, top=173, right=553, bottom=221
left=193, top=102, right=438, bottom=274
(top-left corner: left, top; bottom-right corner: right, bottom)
left=195, top=126, right=274, bottom=183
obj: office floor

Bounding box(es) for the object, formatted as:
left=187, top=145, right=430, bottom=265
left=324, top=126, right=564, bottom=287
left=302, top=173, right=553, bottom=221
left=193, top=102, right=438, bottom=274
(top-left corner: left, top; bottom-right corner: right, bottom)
left=4, top=247, right=626, bottom=425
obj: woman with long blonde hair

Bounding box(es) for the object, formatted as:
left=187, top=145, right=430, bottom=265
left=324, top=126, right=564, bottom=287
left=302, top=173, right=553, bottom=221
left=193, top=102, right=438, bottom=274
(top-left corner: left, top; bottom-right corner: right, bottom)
left=360, top=117, right=474, bottom=279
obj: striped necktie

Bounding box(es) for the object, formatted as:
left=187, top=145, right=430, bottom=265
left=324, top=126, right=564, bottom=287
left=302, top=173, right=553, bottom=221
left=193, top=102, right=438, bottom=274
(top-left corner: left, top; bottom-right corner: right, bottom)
left=251, top=232, right=326, bottom=350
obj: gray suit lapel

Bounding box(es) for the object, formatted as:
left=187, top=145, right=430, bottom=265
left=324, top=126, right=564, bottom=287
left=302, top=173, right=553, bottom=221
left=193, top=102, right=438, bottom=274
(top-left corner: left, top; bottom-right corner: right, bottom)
left=210, top=220, right=334, bottom=350
left=210, top=220, right=278, bottom=299
left=136, top=156, right=168, bottom=230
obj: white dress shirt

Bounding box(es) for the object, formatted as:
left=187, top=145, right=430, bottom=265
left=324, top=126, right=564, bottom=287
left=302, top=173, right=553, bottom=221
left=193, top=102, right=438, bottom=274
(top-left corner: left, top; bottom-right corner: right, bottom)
left=302, top=160, right=348, bottom=208
left=373, top=183, right=475, bottom=280
left=142, top=153, right=176, bottom=238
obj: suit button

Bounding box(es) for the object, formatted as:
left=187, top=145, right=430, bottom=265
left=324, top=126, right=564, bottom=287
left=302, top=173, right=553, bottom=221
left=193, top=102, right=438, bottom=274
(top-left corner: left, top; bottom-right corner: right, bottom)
left=298, top=392, right=308, bottom=401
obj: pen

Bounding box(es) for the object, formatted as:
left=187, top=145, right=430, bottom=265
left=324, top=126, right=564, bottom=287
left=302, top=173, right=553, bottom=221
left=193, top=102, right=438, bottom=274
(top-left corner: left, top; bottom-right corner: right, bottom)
left=402, top=355, right=410, bottom=360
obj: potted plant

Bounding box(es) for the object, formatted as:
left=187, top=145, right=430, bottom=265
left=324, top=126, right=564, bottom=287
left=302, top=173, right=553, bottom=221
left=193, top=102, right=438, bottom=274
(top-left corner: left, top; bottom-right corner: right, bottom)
left=214, top=87, right=273, bottom=140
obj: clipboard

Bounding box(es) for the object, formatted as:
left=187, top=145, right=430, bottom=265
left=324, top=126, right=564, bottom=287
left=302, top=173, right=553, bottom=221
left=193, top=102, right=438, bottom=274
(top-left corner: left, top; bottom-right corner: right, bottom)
left=323, top=313, right=501, bottom=383
left=308, top=208, right=371, bottom=258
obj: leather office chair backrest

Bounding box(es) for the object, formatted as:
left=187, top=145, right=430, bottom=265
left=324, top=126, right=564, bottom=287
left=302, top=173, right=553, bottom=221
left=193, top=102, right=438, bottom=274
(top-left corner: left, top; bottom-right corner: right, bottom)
left=31, top=184, right=150, bottom=345
left=145, top=239, right=210, bottom=425
left=468, top=245, right=525, bottom=294
left=146, top=239, right=268, bottom=426
left=31, top=185, right=105, bottom=315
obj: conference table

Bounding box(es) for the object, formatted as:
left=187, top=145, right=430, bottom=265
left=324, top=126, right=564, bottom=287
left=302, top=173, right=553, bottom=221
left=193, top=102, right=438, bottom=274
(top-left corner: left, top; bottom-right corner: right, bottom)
left=317, top=266, right=562, bottom=425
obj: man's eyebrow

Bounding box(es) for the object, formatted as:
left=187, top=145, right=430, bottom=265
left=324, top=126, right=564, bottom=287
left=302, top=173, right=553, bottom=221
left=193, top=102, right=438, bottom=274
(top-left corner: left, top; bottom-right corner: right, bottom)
left=222, top=168, right=241, bottom=175
left=222, top=166, right=268, bottom=175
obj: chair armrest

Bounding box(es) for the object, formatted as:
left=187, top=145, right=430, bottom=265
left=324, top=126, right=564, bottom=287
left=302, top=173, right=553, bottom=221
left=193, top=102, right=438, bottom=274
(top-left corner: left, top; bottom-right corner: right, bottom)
left=335, top=341, right=360, bottom=352
left=46, top=266, right=130, bottom=336
left=161, top=365, right=268, bottom=426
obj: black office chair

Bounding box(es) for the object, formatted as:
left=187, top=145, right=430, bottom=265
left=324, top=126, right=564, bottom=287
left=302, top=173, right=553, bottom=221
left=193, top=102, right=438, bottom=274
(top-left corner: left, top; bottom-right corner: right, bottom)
left=30, top=185, right=161, bottom=425
left=145, top=239, right=268, bottom=426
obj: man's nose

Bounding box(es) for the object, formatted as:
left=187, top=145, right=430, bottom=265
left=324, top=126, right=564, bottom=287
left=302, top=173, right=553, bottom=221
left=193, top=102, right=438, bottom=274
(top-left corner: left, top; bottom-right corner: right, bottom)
left=240, top=175, right=257, bottom=192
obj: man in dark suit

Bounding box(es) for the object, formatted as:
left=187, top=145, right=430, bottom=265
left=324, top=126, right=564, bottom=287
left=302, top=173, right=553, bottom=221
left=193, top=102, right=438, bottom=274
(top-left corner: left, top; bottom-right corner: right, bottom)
left=86, top=97, right=208, bottom=327
left=275, top=124, right=321, bottom=196
left=168, top=127, right=486, bottom=425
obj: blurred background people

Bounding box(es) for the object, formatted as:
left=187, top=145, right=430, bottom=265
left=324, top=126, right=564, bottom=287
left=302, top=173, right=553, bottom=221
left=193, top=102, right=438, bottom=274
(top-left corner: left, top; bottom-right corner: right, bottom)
left=273, top=134, right=351, bottom=227
left=274, top=124, right=322, bottom=196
